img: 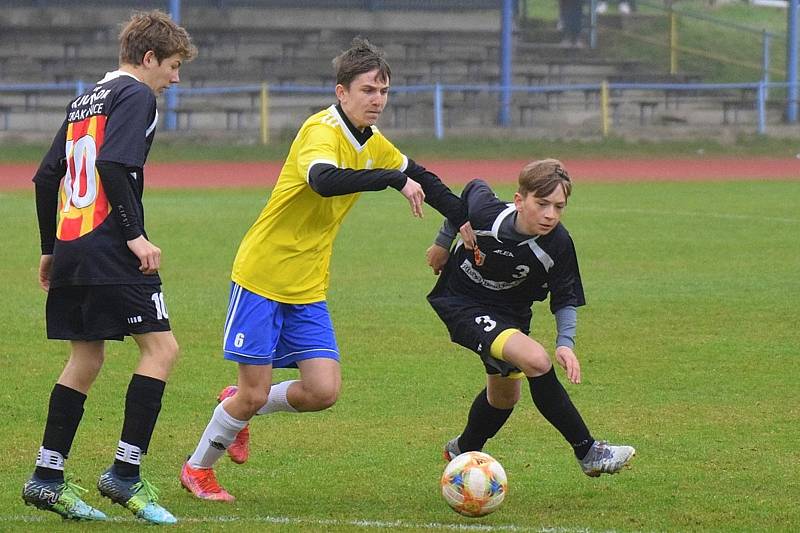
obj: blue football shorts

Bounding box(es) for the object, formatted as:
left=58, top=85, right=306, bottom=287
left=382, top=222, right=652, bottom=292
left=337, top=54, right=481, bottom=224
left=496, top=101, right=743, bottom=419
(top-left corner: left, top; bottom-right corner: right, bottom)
left=222, top=282, right=339, bottom=367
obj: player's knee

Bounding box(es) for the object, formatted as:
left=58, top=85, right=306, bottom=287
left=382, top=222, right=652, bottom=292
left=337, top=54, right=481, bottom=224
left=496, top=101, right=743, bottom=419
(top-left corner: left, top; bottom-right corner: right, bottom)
left=306, top=383, right=339, bottom=410
left=237, top=387, right=269, bottom=416
left=153, top=336, right=180, bottom=366
left=142, top=335, right=180, bottom=367
left=517, top=348, right=552, bottom=377
left=76, top=354, right=105, bottom=378
left=162, top=338, right=180, bottom=365
left=487, top=387, right=520, bottom=409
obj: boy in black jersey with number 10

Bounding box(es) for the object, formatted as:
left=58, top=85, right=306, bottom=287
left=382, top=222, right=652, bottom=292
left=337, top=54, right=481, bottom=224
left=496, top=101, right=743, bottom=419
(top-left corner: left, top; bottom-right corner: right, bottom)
left=23, top=11, right=196, bottom=524
left=426, top=159, right=636, bottom=478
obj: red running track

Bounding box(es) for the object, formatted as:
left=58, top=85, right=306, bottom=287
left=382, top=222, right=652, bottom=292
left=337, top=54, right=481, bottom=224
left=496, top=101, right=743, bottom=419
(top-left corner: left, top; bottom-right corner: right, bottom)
left=1, top=158, right=798, bottom=190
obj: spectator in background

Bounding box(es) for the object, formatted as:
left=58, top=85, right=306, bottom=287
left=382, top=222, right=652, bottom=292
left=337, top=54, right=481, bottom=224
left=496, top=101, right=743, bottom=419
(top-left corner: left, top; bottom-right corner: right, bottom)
left=596, top=0, right=635, bottom=15
left=559, top=0, right=585, bottom=48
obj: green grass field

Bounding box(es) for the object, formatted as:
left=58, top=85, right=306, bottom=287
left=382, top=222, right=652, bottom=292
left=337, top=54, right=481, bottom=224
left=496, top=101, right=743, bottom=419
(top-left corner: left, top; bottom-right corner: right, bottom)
left=1, top=180, right=798, bottom=532
left=3, top=135, right=800, bottom=165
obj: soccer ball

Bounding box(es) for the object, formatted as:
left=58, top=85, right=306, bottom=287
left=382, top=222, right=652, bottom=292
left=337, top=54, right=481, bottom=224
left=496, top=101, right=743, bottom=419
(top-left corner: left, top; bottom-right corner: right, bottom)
left=440, top=451, right=507, bottom=517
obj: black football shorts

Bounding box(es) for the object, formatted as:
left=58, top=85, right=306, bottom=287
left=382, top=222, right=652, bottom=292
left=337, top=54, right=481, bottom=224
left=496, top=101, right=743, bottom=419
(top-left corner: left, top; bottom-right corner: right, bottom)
left=46, top=284, right=172, bottom=341
left=427, top=289, right=529, bottom=377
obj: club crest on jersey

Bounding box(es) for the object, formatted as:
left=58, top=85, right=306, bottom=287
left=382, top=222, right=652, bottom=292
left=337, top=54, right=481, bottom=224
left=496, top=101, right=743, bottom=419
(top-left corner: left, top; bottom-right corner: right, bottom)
left=473, top=246, right=486, bottom=266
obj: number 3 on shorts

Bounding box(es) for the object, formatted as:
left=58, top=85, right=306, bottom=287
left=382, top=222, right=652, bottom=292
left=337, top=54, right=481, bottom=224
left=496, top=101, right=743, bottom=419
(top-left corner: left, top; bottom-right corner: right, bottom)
left=475, top=315, right=496, bottom=332
left=150, top=292, right=169, bottom=320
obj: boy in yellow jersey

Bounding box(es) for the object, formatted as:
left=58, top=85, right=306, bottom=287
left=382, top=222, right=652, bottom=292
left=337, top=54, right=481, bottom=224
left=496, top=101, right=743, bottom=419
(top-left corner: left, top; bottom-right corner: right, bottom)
left=181, top=37, right=476, bottom=501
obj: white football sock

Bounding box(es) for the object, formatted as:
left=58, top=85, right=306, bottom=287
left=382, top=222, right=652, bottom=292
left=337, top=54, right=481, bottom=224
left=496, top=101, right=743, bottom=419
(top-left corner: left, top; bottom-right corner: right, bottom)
left=256, top=380, right=298, bottom=415
left=188, top=403, right=248, bottom=468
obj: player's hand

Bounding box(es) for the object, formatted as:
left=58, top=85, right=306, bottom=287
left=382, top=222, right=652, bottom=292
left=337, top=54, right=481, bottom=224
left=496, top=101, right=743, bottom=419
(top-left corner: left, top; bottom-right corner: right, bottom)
left=426, top=244, right=450, bottom=275
left=459, top=221, right=477, bottom=250
left=127, top=235, right=161, bottom=275
left=38, top=254, right=54, bottom=292
left=555, top=346, right=581, bottom=384
left=400, top=177, right=425, bottom=218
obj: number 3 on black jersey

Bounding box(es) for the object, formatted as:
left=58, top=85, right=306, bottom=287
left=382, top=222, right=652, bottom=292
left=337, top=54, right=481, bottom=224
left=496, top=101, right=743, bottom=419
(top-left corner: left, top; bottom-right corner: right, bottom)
left=475, top=315, right=497, bottom=332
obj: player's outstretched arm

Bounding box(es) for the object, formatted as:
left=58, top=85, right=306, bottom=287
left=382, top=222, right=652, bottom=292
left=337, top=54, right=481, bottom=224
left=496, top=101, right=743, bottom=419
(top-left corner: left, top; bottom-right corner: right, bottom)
left=308, top=163, right=426, bottom=217
left=308, top=163, right=406, bottom=196
left=400, top=177, right=425, bottom=218
left=405, top=161, right=476, bottom=248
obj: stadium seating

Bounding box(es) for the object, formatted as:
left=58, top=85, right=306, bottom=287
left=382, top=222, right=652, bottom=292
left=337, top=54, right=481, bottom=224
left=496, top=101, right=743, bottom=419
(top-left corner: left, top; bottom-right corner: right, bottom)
left=1, top=3, right=738, bottom=135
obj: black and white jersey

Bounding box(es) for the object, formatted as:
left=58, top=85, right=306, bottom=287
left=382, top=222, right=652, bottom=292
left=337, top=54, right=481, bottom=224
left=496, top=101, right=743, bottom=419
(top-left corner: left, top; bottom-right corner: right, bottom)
left=432, top=179, right=585, bottom=319
left=33, top=71, right=159, bottom=287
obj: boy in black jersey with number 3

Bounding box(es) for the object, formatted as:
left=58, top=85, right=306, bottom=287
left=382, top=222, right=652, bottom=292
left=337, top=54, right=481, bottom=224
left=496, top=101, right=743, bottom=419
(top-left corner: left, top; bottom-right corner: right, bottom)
left=426, top=159, right=636, bottom=478
left=23, top=11, right=196, bottom=524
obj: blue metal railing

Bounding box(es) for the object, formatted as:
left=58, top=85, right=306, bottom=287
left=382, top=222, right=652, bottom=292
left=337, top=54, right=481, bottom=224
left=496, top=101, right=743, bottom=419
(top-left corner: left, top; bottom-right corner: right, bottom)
left=1, top=80, right=789, bottom=137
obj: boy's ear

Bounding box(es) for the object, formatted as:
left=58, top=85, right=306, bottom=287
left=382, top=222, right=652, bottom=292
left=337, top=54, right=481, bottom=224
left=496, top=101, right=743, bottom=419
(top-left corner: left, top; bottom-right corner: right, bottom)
left=142, top=50, right=157, bottom=67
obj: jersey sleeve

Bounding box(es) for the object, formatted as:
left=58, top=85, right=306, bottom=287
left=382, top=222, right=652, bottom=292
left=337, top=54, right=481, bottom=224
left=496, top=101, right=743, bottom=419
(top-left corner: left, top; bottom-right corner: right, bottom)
left=96, top=83, right=156, bottom=167
left=296, top=122, right=341, bottom=181
left=405, top=159, right=468, bottom=227
left=371, top=132, right=408, bottom=171
left=461, top=179, right=499, bottom=224
left=548, top=231, right=586, bottom=313
left=32, top=119, right=68, bottom=190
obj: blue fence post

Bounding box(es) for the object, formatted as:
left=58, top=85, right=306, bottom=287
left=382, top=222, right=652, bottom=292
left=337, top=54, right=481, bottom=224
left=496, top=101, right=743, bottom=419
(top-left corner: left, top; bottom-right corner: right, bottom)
left=787, top=0, right=798, bottom=123
left=165, top=0, right=181, bottom=131
left=590, top=0, right=598, bottom=49
left=498, top=0, right=513, bottom=127
left=757, top=81, right=766, bottom=135
left=434, top=83, right=444, bottom=140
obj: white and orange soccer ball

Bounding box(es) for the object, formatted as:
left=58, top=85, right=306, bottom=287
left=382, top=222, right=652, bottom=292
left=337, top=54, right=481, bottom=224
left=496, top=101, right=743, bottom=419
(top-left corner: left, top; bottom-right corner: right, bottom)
left=440, top=451, right=507, bottom=517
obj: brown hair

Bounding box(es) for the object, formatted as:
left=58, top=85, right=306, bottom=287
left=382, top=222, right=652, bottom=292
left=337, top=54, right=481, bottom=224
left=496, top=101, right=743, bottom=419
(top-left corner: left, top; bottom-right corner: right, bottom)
left=518, top=159, right=573, bottom=199
left=119, top=10, right=197, bottom=66
left=332, top=37, right=391, bottom=88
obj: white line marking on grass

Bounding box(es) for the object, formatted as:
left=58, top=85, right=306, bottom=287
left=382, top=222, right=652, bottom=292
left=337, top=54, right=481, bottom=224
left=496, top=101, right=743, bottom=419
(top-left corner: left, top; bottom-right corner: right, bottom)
left=1, top=514, right=610, bottom=532
left=581, top=207, right=800, bottom=224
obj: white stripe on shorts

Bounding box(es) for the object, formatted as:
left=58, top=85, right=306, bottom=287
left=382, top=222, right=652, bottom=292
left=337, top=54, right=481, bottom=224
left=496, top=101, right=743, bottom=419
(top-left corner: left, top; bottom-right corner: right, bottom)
left=222, top=284, right=243, bottom=349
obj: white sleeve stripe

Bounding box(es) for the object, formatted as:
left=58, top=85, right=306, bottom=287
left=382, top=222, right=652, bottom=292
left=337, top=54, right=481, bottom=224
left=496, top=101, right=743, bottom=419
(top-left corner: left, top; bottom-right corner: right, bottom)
left=526, top=240, right=555, bottom=272
left=306, top=159, right=338, bottom=183
left=146, top=110, right=158, bottom=137
left=491, top=205, right=517, bottom=239
left=399, top=154, right=408, bottom=173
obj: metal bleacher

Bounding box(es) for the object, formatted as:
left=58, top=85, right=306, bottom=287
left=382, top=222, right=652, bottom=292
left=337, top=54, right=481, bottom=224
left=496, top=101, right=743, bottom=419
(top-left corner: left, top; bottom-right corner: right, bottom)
left=1, top=2, right=785, bottom=137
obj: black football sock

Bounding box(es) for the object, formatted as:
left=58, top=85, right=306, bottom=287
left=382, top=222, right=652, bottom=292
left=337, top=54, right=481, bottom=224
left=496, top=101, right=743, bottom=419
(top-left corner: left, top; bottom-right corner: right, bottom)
left=113, top=374, right=165, bottom=478
left=35, top=384, right=86, bottom=481
left=457, top=388, right=514, bottom=452
left=528, top=367, right=594, bottom=459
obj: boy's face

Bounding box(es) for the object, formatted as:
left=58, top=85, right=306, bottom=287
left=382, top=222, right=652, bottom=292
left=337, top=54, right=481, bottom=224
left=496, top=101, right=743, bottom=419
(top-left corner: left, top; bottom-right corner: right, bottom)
left=336, top=69, right=389, bottom=130
left=513, top=185, right=567, bottom=236
left=140, top=51, right=183, bottom=95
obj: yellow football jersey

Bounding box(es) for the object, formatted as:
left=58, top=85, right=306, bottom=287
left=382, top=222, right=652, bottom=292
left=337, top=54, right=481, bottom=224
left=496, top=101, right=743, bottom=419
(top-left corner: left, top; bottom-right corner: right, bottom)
left=231, top=105, right=408, bottom=304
